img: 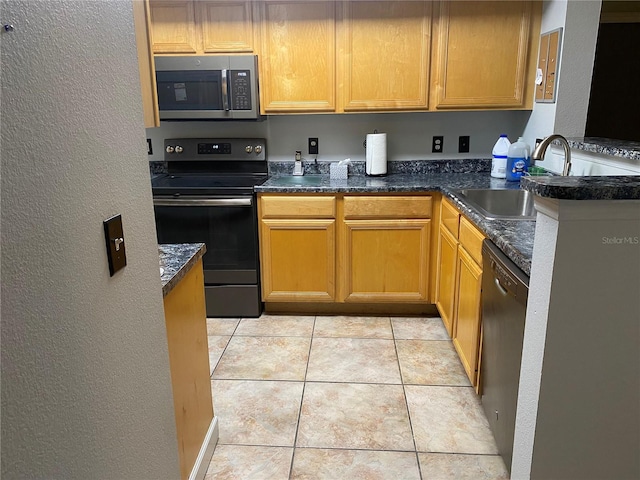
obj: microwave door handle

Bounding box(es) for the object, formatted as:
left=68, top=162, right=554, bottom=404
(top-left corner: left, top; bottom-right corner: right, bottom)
left=221, top=69, right=230, bottom=111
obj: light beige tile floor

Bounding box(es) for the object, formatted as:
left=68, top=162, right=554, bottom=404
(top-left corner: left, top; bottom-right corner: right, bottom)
left=205, top=315, right=508, bottom=479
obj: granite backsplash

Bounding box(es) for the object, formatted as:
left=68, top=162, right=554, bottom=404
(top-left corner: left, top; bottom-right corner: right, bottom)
left=150, top=158, right=492, bottom=177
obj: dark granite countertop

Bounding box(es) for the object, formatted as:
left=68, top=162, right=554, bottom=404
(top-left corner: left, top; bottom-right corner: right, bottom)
left=257, top=174, right=535, bottom=275
left=521, top=175, right=640, bottom=200
left=159, top=243, right=206, bottom=297
left=567, top=137, right=640, bottom=161
left=256, top=173, right=519, bottom=194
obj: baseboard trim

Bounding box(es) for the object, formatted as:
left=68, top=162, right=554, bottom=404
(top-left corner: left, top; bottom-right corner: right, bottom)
left=264, top=302, right=439, bottom=316
left=188, top=416, right=219, bottom=480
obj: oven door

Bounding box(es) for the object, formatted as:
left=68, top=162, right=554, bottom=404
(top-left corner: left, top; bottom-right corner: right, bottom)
left=153, top=195, right=262, bottom=317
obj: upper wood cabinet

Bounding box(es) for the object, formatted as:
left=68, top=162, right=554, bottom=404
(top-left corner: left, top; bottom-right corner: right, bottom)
left=149, top=0, right=256, bottom=54
left=142, top=0, right=542, bottom=113
left=133, top=0, right=160, bottom=127
left=257, top=1, right=337, bottom=113
left=148, top=0, right=198, bottom=53
left=200, top=1, right=255, bottom=53
left=339, top=1, right=432, bottom=111
left=431, top=1, right=540, bottom=109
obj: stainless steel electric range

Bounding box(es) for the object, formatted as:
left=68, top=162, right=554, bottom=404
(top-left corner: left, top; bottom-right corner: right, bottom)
left=151, top=138, right=268, bottom=317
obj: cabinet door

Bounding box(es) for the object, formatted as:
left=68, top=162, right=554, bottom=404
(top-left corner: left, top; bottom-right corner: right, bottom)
left=133, top=0, right=160, bottom=128
left=258, top=1, right=336, bottom=112
left=163, top=259, right=213, bottom=480
left=340, top=1, right=431, bottom=111
left=199, top=1, right=255, bottom=53
left=342, top=219, right=431, bottom=303
left=432, top=1, right=533, bottom=109
left=260, top=219, right=335, bottom=302
left=149, top=0, right=198, bottom=53
left=453, top=247, right=482, bottom=386
left=435, top=226, right=458, bottom=337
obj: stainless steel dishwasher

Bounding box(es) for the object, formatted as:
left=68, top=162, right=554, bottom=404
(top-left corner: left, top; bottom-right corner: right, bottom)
left=481, top=239, right=529, bottom=473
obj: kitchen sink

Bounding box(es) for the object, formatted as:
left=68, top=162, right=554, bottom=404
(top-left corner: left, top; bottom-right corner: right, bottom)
left=275, top=176, right=326, bottom=186
left=453, top=189, right=537, bottom=220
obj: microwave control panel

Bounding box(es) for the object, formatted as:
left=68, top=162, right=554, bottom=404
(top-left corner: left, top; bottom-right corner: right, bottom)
left=230, top=70, right=252, bottom=111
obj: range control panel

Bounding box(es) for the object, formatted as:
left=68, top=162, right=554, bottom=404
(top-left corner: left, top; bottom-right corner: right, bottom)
left=164, top=138, right=266, bottom=161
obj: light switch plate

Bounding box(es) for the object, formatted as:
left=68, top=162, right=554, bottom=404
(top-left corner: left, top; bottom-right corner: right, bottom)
left=104, top=214, right=126, bottom=276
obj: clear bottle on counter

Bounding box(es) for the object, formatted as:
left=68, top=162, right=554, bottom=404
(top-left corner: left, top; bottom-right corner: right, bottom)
left=506, top=137, right=530, bottom=182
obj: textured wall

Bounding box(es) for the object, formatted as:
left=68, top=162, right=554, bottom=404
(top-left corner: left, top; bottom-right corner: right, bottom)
left=1, top=1, right=180, bottom=478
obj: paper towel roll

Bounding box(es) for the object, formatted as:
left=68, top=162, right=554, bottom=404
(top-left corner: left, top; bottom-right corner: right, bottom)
left=366, top=133, right=387, bottom=176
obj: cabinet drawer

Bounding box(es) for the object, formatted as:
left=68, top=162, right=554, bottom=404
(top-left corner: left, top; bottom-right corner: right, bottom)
left=343, top=195, right=432, bottom=219
left=260, top=195, right=336, bottom=219
left=459, top=216, right=485, bottom=265
left=440, top=197, right=461, bottom=238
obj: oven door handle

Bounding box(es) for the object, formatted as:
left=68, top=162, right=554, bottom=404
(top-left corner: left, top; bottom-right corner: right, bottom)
left=153, top=198, right=252, bottom=207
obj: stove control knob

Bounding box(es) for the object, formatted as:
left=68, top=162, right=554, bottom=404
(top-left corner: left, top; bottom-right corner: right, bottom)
left=245, top=145, right=254, bottom=153
left=175, top=145, right=184, bottom=153
left=254, top=145, right=263, bottom=154
left=166, top=145, right=175, bottom=154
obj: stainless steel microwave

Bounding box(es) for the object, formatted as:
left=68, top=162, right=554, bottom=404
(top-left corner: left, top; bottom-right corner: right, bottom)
left=154, top=55, right=261, bottom=121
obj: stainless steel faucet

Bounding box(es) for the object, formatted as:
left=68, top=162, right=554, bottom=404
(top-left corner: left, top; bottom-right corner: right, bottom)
left=531, top=134, right=572, bottom=176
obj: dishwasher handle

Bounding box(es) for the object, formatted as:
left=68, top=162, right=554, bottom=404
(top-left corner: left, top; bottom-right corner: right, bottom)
left=490, top=259, right=518, bottom=297
left=483, top=239, right=529, bottom=306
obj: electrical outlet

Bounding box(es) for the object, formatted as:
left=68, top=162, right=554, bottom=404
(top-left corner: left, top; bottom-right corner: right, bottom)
left=432, top=136, right=444, bottom=153
left=308, top=137, right=319, bottom=155
left=535, top=138, right=543, bottom=149
left=147, top=139, right=153, bottom=155
left=458, top=135, right=470, bottom=153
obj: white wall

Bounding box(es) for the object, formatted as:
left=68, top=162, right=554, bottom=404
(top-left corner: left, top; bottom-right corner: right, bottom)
left=514, top=198, right=640, bottom=480
left=147, top=111, right=530, bottom=163
left=522, top=0, right=601, bottom=161
left=1, top=1, right=180, bottom=478
left=521, top=0, right=568, bottom=149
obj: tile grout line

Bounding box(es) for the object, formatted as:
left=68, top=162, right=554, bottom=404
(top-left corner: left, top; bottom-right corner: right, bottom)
left=208, top=318, right=242, bottom=379
left=390, top=317, right=424, bottom=480
left=288, top=315, right=317, bottom=480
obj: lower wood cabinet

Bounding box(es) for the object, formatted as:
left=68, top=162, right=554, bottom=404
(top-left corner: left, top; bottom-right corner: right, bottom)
left=435, top=198, right=485, bottom=387
left=260, top=218, right=336, bottom=302
left=163, top=258, right=214, bottom=480
left=436, top=225, right=458, bottom=336
left=453, top=246, right=483, bottom=386
left=258, top=193, right=432, bottom=305
left=342, top=219, right=431, bottom=302
left=259, top=195, right=336, bottom=302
